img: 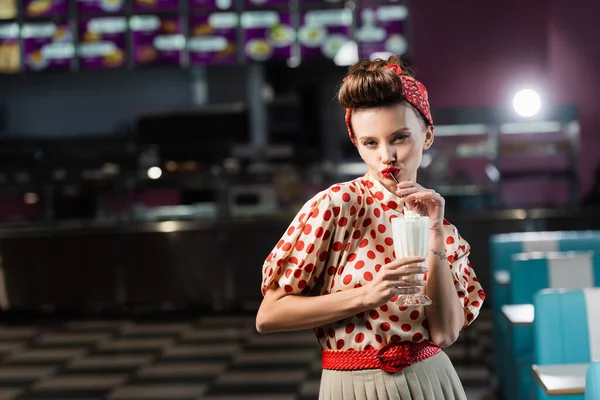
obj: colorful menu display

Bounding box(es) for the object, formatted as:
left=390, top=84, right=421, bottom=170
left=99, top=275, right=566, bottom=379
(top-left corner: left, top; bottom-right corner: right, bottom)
left=0, top=23, right=19, bottom=72
left=188, top=12, right=237, bottom=65
left=298, top=8, right=352, bottom=61
left=241, top=9, right=293, bottom=62
left=355, top=4, right=407, bottom=60
left=133, top=0, right=178, bottom=12
left=77, top=0, right=125, bottom=14
left=78, top=17, right=126, bottom=69
left=22, top=21, right=74, bottom=71
left=189, top=0, right=234, bottom=10
left=23, top=0, right=68, bottom=18
left=131, top=15, right=184, bottom=66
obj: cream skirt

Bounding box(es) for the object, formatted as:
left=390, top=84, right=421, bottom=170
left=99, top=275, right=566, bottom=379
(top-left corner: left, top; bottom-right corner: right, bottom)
left=318, top=351, right=467, bottom=400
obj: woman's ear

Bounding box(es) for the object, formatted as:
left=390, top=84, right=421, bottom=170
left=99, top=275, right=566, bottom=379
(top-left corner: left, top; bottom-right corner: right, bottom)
left=423, top=126, right=435, bottom=150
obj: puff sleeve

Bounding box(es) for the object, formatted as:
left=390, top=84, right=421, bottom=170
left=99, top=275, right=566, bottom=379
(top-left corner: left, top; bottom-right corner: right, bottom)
left=442, top=220, right=486, bottom=329
left=261, top=190, right=336, bottom=296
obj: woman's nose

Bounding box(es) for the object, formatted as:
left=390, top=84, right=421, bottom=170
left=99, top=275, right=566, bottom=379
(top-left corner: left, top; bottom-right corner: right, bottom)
left=380, top=145, right=395, bottom=164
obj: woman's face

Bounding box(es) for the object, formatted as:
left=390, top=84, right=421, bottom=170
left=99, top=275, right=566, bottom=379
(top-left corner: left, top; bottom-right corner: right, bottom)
left=351, top=103, right=434, bottom=193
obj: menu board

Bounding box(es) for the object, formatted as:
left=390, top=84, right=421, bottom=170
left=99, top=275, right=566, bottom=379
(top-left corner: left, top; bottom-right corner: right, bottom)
left=189, top=0, right=234, bottom=10
left=355, top=4, right=408, bottom=59
left=133, top=0, right=178, bottom=13
left=241, top=10, right=294, bottom=62
left=23, top=0, right=68, bottom=18
left=0, top=0, right=16, bottom=19
left=131, top=15, right=184, bottom=66
left=0, top=23, right=19, bottom=72
left=78, top=17, right=126, bottom=69
left=243, top=0, right=289, bottom=7
left=298, top=8, right=352, bottom=61
left=22, top=21, right=74, bottom=71
left=78, top=0, right=125, bottom=14
left=188, top=12, right=237, bottom=65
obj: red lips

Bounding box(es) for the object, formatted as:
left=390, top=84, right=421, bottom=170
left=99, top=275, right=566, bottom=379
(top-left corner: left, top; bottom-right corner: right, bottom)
left=381, top=167, right=400, bottom=179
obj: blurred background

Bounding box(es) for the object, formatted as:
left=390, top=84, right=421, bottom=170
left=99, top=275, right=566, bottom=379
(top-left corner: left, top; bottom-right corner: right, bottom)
left=0, top=0, right=598, bottom=399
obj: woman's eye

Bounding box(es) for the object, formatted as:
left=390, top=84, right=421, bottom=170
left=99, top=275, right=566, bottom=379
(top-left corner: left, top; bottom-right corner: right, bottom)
left=363, top=141, right=376, bottom=146
left=394, top=135, right=409, bottom=142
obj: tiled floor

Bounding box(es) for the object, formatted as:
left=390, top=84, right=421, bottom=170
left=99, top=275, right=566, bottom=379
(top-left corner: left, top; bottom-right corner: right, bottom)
left=0, top=309, right=495, bottom=399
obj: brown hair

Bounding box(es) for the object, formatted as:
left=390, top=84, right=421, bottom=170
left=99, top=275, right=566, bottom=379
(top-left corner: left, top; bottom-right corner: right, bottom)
left=338, top=55, right=427, bottom=131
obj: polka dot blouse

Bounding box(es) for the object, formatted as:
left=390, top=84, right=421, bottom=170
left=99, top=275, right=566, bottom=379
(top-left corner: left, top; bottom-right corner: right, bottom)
left=261, top=173, right=485, bottom=350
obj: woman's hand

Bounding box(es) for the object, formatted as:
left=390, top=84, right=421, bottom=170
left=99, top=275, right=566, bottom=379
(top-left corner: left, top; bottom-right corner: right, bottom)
left=396, top=181, right=445, bottom=232
left=361, top=256, right=428, bottom=309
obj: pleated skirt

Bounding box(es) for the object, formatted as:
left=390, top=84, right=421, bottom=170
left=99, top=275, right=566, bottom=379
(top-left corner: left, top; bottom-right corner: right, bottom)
left=318, top=351, right=467, bottom=400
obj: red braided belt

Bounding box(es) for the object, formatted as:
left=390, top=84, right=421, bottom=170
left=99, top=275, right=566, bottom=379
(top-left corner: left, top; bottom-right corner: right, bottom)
left=321, top=341, right=441, bottom=373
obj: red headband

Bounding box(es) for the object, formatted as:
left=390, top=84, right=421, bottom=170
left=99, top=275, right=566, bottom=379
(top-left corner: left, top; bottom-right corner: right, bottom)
left=344, top=64, right=433, bottom=144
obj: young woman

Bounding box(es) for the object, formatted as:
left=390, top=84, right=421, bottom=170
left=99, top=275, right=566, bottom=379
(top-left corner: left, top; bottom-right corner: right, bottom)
left=256, top=56, right=485, bottom=400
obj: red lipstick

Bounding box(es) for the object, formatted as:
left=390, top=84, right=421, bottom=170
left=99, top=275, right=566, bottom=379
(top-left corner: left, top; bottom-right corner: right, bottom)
left=381, top=167, right=400, bottom=180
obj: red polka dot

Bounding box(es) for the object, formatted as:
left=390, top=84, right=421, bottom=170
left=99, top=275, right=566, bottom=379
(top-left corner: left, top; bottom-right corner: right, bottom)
left=375, top=334, right=383, bottom=343
left=268, top=268, right=274, bottom=277
left=359, top=239, right=369, bottom=248
left=277, top=240, right=284, bottom=249
left=388, top=201, right=398, bottom=209
left=365, top=321, right=373, bottom=330
left=385, top=257, right=392, bottom=264
left=327, top=266, right=336, bottom=276
left=287, top=226, right=295, bottom=235
left=315, top=227, right=324, bottom=238
left=367, top=251, right=376, bottom=259
left=355, top=333, right=365, bottom=343
left=365, top=344, right=374, bottom=350
left=328, top=328, right=335, bottom=338
left=380, top=304, right=388, bottom=312
left=446, top=236, right=455, bottom=244
left=363, top=218, right=373, bottom=228
left=352, top=230, right=361, bottom=240
left=380, top=322, right=391, bottom=331
left=374, top=191, right=384, bottom=200
left=343, top=275, right=352, bottom=285
left=374, top=208, right=381, bottom=218
left=467, top=313, right=475, bottom=322
left=410, top=310, right=420, bottom=320
left=342, top=193, right=351, bottom=202
left=412, top=332, right=423, bottom=341
left=399, top=306, right=408, bottom=311
left=338, top=217, right=348, bottom=227
left=376, top=245, right=385, bottom=253
left=293, top=269, right=302, bottom=278
left=348, top=253, right=357, bottom=262
left=345, top=324, right=355, bottom=334
left=282, top=242, right=292, bottom=251
left=382, top=204, right=390, bottom=211
left=375, top=264, right=382, bottom=272
left=284, top=285, right=293, bottom=293
left=370, top=310, right=380, bottom=319
left=306, top=244, right=315, bottom=254
left=385, top=237, right=394, bottom=246
left=332, top=186, right=341, bottom=192
left=323, top=230, right=331, bottom=240
left=468, top=285, right=475, bottom=293
left=337, top=266, right=344, bottom=275
left=345, top=243, right=351, bottom=251
left=332, top=242, right=342, bottom=251
left=285, top=269, right=292, bottom=278
left=295, top=241, right=305, bottom=251
left=363, top=272, right=373, bottom=281
left=390, top=315, right=400, bottom=322
left=298, top=280, right=307, bottom=289
left=370, top=229, right=377, bottom=239
left=323, top=210, right=332, bottom=221
left=401, top=324, right=412, bottom=332
left=333, top=207, right=341, bottom=217
left=326, top=340, right=332, bottom=349
left=378, top=224, right=386, bottom=233
left=350, top=206, right=356, bottom=216
left=336, top=339, right=345, bottom=349
left=391, top=335, right=401, bottom=342
left=354, top=261, right=365, bottom=270
left=366, top=197, right=374, bottom=205
left=305, top=264, right=314, bottom=273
